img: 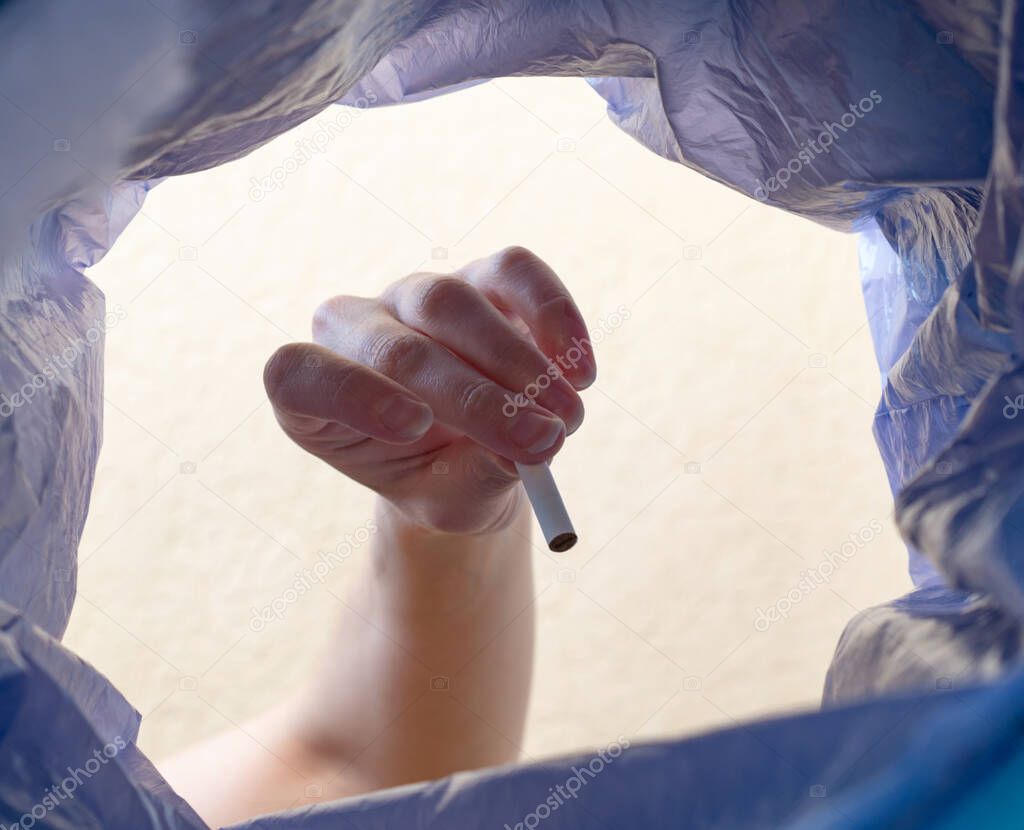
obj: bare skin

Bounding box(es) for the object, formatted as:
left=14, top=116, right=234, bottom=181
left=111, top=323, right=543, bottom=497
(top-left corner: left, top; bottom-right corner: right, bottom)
left=158, top=247, right=595, bottom=827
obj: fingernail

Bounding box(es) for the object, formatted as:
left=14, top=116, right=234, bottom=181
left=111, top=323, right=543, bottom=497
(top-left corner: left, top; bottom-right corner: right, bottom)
left=562, top=309, right=596, bottom=387
left=377, top=395, right=433, bottom=438
left=546, top=384, right=584, bottom=432
left=508, top=411, right=564, bottom=454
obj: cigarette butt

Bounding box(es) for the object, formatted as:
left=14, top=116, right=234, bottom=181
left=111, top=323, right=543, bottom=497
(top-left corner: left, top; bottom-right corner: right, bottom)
left=515, top=461, right=577, bottom=552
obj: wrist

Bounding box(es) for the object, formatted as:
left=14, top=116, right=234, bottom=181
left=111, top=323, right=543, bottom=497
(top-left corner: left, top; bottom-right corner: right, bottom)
left=369, top=491, right=532, bottom=617
left=375, top=487, right=528, bottom=543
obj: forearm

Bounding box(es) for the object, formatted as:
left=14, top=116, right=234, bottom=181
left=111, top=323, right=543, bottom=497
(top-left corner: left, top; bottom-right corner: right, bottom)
left=159, top=491, right=535, bottom=827
left=164, top=249, right=584, bottom=827
left=291, top=490, right=536, bottom=785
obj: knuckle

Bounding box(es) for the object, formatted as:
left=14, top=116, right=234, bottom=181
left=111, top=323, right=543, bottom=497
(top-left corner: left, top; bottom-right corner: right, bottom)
left=536, top=292, right=576, bottom=321
left=409, top=276, right=471, bottom=321
left=365, top=331, right=428, bottom=378
left=324, top=363, right=360, bottom=411
left=312, top=295, right=364, bottom=341
left=311, top=297, right=340, bottom=337
left=494, top=245, right=543, bottom=275
left=456, top=377, right=497, bottom=417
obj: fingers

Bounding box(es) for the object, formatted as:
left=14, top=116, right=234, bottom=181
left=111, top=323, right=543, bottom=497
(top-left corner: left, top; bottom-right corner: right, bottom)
left=383, top=273, right=584, bottom=433
left=296, top=247, right=590, bottom=464
left=264, top=342, right=434, bottom=446
left=458, top=246, right=597, bottom=389
left=314, top=309, right=566, bottom=463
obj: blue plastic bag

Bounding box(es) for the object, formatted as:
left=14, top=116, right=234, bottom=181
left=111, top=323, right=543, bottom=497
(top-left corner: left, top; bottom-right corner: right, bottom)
left=3, top=1, right=1024, bottom=827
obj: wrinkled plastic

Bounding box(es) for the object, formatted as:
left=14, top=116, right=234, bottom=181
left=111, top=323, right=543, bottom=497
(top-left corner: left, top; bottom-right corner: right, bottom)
left=4, top=0, right=1024, bottom=827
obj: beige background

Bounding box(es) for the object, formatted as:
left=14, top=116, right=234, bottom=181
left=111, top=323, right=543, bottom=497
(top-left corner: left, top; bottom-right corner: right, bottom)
left=66, top=77, right=911, bottom=766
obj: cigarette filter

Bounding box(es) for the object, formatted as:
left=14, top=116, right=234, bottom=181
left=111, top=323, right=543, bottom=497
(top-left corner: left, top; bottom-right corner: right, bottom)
left=515, top=461, right=577, bottom=552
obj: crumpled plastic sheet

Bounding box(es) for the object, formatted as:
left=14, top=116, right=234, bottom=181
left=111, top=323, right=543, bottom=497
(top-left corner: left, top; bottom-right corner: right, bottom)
left=4, top=0, right=1024, bottom=827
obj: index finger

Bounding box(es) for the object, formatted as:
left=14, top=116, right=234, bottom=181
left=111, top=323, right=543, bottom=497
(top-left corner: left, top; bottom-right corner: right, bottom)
left=264, top=342, right=434, bottom=445
left=458, top=246, right=597, bottom=389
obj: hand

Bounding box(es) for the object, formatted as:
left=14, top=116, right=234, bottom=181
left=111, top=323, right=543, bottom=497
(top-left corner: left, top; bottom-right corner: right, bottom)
left=263, top=247, right=596, bottom=536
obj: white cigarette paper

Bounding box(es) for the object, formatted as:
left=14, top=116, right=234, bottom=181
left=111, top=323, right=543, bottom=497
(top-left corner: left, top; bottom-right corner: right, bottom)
left=515, top=461, right=577, bottom=552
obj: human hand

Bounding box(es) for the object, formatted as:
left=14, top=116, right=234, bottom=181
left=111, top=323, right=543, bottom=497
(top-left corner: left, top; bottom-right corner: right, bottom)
left=263, top=247, right=595, bottom=536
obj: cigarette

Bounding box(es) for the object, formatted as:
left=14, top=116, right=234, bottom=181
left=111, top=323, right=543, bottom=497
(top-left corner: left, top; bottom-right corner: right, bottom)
left=515, top=461, right=577, bottom=552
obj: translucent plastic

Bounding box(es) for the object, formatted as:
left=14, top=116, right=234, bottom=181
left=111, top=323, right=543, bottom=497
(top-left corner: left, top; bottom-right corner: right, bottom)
left=2, top=1, right=1024, bottom=828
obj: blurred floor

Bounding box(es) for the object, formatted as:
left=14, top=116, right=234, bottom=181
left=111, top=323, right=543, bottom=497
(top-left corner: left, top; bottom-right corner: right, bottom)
left=64, top=77, right=911, bottom=764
